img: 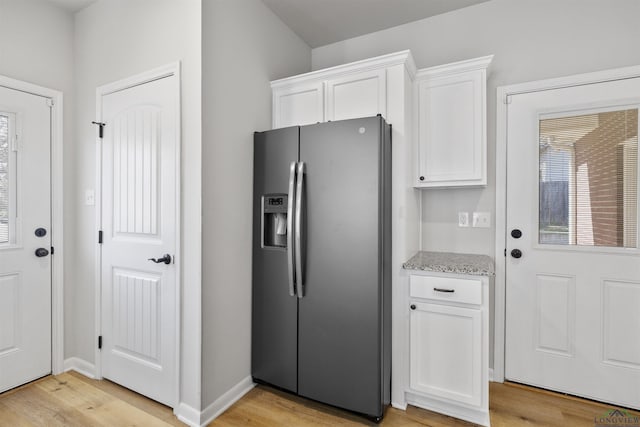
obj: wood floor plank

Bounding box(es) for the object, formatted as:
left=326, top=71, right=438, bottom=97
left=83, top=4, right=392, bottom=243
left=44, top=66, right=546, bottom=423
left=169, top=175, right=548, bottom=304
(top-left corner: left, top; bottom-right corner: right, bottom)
left=67, top=371, right=184, bottom=426
left=3, top=372, right=639, bottom=426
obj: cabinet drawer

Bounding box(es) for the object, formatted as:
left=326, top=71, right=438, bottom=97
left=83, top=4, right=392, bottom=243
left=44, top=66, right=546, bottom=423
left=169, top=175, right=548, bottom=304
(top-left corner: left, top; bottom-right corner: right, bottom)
left=410, top=275, right=481, bottom=305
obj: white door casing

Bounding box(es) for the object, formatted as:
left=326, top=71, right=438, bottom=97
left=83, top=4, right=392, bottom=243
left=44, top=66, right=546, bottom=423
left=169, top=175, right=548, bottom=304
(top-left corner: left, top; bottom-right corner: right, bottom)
left=503, top=77, right=640, bottom=409
left=0, top=85, right=51, bottom=393
left=97, top=65, right=180, bottom=407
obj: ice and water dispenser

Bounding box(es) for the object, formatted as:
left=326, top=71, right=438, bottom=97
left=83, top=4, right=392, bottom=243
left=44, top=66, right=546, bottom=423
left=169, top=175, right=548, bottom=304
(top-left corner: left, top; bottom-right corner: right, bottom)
left=261, top=194, right=288, bottom=249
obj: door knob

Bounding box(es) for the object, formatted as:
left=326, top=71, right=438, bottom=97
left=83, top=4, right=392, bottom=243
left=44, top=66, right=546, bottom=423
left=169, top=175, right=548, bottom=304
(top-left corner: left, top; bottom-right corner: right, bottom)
left=35, top=248, right=49, bottom=257
left=511, top=249, right=522, bottom=259
left=148, top=254, right=172, bottom=265
left=511, top=229, right=522, bottom=239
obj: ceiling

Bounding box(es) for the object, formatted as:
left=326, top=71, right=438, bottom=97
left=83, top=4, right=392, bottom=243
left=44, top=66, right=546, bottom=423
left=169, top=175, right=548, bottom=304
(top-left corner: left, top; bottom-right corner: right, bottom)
left=43, top=0, right=488, bottom=46
left=261, top=0, right=490, bottom=48
left=44, top=0, right=96, bottom=13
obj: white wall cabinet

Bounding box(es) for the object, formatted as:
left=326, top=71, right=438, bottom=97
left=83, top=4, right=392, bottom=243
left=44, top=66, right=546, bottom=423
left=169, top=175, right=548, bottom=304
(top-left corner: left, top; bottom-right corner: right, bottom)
left=414, top=56, right=493, bottom=188
left=325, top=69, right=386, bottom=121
left=272, top=81, right=324, bottom=128
left=406, top=272, right=490, bottom=426
left=271, top=52, right=414, bottom=129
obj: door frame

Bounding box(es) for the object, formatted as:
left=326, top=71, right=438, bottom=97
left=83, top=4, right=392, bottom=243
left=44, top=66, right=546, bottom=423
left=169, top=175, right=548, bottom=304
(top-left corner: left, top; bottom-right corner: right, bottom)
left=94, top=62, right=182, bottom=406
left=0, top=74, right=64, bottom=376
left=495, top=63, right=640, bottom=383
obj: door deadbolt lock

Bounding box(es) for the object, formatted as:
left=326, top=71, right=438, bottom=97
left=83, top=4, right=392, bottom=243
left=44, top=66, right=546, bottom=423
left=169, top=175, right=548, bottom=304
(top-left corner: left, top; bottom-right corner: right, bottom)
left=511, top=229, right=522, bottom=239
left=35, top=228, right=47, bottom=237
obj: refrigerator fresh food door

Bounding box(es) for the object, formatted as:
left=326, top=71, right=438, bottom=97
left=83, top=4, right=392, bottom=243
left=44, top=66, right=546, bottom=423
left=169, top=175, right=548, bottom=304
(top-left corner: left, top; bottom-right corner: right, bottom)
left=297, top=116, right=389, bottom=418
left=252, top=126, right=299, bottom=393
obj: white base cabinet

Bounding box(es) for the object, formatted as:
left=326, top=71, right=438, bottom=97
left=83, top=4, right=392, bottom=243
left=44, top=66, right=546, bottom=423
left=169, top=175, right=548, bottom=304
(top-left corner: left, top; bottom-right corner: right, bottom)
left=406, top=272, right=490, bottom=426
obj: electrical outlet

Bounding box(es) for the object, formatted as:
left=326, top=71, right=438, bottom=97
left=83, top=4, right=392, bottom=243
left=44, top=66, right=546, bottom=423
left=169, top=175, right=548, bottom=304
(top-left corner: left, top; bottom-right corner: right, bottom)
left=472, top=212, right=491, bottom=228
left=458, top=212, right=469, bottom=227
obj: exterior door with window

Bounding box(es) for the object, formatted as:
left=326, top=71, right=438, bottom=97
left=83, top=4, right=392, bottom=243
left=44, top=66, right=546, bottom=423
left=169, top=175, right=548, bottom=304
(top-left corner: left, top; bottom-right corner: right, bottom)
left=505, top=77, right=640, bottom=409
left=0, top=86, right=52, bottom=392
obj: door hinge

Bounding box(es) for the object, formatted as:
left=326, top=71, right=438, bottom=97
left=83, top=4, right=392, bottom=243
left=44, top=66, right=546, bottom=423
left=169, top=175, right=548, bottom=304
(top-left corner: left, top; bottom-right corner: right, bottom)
left=92, top=121, right=106, bottom=139
left=98, top=230, right=103, bottom=244
left=11, top=133, right=19, bottom=152
left=51, top=246, right=55, bottom=255
left=98, top=336, right=102, bottom=350
left=46, top=98, right=54, bottom=107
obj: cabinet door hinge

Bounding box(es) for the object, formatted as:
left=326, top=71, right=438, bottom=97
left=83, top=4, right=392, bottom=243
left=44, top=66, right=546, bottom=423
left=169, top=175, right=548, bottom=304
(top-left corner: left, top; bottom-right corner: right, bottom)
left=98, top=336, right=102, bottom=350
left=98, top=230, right=103, bottom=244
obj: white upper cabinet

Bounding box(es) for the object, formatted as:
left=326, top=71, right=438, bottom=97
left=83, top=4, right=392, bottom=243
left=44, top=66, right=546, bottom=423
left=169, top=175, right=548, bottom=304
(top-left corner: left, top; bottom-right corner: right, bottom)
left=414, top=56, right=493, bottom=188
left=272, top=81, right=324, bottom=129
left=271, top=51, right=415, bottom=130
left=325, top=69, right=386, bottom=121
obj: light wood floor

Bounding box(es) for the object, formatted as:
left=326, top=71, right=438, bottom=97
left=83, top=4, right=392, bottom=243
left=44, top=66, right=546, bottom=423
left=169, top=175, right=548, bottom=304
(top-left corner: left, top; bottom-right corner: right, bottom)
left=1, top=372, right=638, bottom=426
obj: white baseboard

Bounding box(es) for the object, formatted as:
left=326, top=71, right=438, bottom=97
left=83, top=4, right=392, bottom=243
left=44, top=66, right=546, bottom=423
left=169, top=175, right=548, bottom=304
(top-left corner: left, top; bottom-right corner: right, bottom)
left=489, top=368, right=494, bottom=382
left=201, top=376, right=255, bottom=426
left=63, top=357, right=97, bottom=379
left=174, top=402, right=202, bottom=427
left=175, top=376, right=255, bottom=427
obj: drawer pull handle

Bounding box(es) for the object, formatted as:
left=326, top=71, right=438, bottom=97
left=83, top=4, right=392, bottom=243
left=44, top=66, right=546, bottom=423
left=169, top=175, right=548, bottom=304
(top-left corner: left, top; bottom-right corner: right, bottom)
left=433, top=287, right=455, bottom=293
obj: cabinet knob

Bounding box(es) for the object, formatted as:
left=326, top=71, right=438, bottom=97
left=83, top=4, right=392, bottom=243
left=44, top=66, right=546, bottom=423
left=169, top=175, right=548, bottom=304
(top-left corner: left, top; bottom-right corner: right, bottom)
left=419, top=176, right=425, bottom=181
left=410, top=304, right=416, bottom=310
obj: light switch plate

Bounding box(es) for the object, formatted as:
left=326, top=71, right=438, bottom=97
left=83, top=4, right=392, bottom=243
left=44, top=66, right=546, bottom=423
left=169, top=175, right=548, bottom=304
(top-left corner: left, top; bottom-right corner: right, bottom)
left=85, top=189, right=95, bottom=206
left=473, top=212, right=491, bottom=228
left=458, top=212, right=469, bottom=227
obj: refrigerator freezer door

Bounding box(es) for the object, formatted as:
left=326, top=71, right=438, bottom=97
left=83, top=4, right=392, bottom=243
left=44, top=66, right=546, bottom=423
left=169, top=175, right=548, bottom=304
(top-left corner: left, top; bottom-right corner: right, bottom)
left=297, top=117, right=386, bottom=417
left=252, top=127, right=299, bottom=393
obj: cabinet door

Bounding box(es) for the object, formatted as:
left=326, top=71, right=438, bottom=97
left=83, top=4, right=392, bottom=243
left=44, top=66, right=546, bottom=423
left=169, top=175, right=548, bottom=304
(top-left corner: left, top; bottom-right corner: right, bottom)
left=326, top=69, right=386, bottom=121
left=416, top=70, right=485, bottom=187
left=410, top=301, right=482, bottom=407
left=273, top=82, right=324, bottom=129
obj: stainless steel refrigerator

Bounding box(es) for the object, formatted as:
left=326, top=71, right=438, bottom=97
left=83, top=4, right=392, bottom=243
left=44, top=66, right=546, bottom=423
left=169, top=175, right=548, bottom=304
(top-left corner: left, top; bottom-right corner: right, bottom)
left=252, top=116, right=391, bottom=421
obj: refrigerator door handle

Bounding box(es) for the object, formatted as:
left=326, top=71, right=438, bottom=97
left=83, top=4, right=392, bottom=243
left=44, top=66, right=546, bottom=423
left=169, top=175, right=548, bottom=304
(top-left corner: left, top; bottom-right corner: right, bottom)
left=295, top=162, right=305, bottom=298
left=287, top=161, right=297, bottom=297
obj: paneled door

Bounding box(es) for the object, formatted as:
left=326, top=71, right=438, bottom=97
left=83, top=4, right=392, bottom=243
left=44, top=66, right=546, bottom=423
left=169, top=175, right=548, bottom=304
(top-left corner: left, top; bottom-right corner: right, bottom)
left=505, top=77, right=640, bottom=409
left=0, top=86, right=51, bottom=393
left=100, top=73, right=178, bottom=406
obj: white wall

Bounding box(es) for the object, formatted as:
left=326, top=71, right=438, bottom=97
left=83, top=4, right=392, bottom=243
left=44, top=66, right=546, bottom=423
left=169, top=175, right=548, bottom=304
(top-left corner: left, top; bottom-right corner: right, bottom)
left=73, top=0, right=202, bottom=410
left=312, top=0, right=640, bottom=257
left=201, top=0, right=310, bottom=408
left=0, top=0, right=75, bottom=357
left=312, top=0, right=640, bottom=368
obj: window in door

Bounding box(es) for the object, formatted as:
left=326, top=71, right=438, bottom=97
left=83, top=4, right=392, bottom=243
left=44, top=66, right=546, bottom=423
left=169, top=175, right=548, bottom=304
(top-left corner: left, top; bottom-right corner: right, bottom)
left=538, top=108, right=638, bottom=248
left=0, top=113, right=16, bottom=246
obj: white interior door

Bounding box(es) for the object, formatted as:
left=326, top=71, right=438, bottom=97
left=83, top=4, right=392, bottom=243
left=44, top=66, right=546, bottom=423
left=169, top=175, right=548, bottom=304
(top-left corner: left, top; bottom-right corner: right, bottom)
left=0, top=86, right=51, bottom=393
left=100, top=74, right=178, bottom=406
left=506, top=77, right=640, bottom=409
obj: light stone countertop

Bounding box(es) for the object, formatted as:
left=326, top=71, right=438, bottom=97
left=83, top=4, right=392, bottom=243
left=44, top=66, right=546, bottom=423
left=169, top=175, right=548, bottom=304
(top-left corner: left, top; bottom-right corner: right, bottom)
left=403, top=251, right=495, bottom=277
